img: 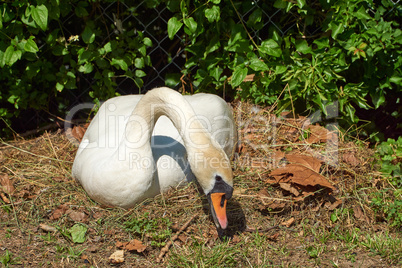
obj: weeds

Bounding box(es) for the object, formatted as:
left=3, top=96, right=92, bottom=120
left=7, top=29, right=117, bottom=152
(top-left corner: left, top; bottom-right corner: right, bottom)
left=124, top=212, right=172, bottom=247
left=0, top=250, right=19, bottom=267
left=0, top=107, right=401, bottom=266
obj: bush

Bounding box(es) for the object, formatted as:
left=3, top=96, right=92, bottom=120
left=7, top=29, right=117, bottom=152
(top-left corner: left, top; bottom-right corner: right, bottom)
left=0, top=0, right=153, bottom=134
left=168, top=0, right=401, bottom=137
left=0, top=0, right=401, bottom=139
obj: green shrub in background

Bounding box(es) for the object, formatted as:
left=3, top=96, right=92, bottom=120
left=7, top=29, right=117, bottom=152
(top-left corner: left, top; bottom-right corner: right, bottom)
left=0, top=0, right=401, bottom=139
left=167, top=0, right=401, bottom=139
left=0, top=0, right=153, bottom=134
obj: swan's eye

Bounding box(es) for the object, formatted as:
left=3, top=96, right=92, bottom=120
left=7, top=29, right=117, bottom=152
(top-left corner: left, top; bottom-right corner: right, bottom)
left=216, top=175, right=222, bottom=182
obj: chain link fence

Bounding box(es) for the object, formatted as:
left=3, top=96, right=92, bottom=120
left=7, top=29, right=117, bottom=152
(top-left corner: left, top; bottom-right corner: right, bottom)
left=21, top=0, right=401, bottom=134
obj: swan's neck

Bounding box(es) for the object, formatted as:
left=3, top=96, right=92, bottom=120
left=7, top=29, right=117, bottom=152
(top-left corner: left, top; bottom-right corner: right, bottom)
left=119, top=87, right=229, bottom=192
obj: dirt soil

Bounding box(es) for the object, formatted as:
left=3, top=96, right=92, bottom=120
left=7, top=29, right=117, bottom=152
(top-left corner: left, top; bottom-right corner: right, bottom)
left=0, top=102, right=401, bottom=267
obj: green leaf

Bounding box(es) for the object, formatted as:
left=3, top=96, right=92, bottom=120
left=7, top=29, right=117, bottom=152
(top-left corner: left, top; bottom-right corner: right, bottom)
left=183, top=17, right=197, bottom=33
left=111, top=58, right=128, bottom=71
left=204, top=36, right=220, bottom=56
left=274, top=0, right=287, bottom=9
left=24, top=37, right=39, bottom=53
left=143, top=37, right=152, bottom=47
left=165, top=73, right=181, bottom=87
left=355, top=6, right=372, bottom=20
left=204, top=6, right=220, bottom=23
left=313, top=38, right=329, bottom=49
left=295, top=39, right=311, bottom=54
left=78, top=62, right=93, bottom=74
left=103, top=42, right=112, bottom=53
left=210, top=67, right=223, bottom=81
left=135, top=58, right=145, bottom=69
left=26, top=63, right=40, bottom=79
left=390, top=76, right=402, bottom=85
left=4, top=46, right=22, bottom=66
left=56, top=82, right=64, bottom=92
left=69, top=224, right=87, bottom=244
left=167, top=17, right=183, bottom=39
left=259, top=40, right=281, bottom=57
left=330, top=21, right=344, bottom=39
left=31, top=4, right=48, bottom=31
left=247, top=9, right=262, bottom=27
left=249, top=58, right=268, bottom=71
left=330, top=213, right=337, bottom=223
left=75, top=1, right=89, bottom=17
left=82, top=26, right=95, bottom=44
left=296, top=0, right=306, bottom=8
left=275, top=65, right=287, bottom=74
left=231, top=66, right=247, bottom=87
left=135, top=69, right=146, bottom=78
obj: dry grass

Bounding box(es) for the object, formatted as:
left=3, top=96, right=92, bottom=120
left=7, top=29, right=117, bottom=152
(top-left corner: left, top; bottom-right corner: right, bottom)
left=0, top=103, right=401, bottom=267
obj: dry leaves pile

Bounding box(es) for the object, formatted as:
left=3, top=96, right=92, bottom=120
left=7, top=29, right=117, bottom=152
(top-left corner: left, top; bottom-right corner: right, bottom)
left=234, top=102, right=350, bottom=213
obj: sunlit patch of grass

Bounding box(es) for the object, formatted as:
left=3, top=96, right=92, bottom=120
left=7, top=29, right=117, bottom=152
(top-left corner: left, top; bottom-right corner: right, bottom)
left=361, top=232, right=402, bottom=265
left=168, top=239, right=241, bottom=267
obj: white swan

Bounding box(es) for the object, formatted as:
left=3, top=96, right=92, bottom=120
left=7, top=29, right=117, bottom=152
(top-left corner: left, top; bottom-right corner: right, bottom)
left=72, top=87, right=237, bottom=229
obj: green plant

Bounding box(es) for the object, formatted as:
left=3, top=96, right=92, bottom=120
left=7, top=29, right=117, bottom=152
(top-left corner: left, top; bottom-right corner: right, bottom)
left=306, top=244, right=325, bottom=258
left=370, top=137, right=402, bottom=228
left=167, top=0, right=401, bottom=137
left=169, top=239, right=238, bottom=267
left=0, top=250, right=20, bottom=267
left=67, top=246, right=85, bottom=260
left=371, top=190, right=402, bottom=228
left=124, top=212, right=172, bottom=247
left=0, top=0, right=152, bottom=135
left=376, top=137, right=402, bottom=188
left=0, top=250, right=12, bottom=267
left=361, top=232, right=402, bottom=264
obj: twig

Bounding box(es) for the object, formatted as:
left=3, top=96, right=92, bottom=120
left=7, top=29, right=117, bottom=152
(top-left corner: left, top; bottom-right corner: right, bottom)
left=244, top=225, right=279, bottom=233
left=156, top=214, right=198, bottom=263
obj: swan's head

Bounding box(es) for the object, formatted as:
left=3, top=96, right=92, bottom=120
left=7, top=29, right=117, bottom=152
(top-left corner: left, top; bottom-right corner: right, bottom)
left=206, top=173, right=233, bottom=230
left=189, top=148, right=233, bottom=230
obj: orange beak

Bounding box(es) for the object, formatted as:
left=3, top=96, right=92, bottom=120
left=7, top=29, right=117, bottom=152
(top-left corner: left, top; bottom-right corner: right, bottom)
left=210, top=192, right=228, bottom=229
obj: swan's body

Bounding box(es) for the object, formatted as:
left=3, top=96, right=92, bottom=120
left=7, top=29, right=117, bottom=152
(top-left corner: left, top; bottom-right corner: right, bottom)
left=72, top=87, right=236, bottom=229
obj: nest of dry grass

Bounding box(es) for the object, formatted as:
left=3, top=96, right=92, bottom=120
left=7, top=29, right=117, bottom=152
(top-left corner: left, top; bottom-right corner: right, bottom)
left=0, top=102, right=399, bottom=267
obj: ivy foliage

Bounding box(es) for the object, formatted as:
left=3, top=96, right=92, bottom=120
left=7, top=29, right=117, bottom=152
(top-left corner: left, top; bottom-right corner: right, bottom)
left=167, top=0, right=401, bottom=135
left=0, top=0, right=152, bottom=132
left=0, top=0, right=401, bottom=138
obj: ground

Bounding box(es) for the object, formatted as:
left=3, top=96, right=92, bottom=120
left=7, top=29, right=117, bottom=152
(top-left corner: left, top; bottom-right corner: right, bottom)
left=0, top=102, right=401, bottom=267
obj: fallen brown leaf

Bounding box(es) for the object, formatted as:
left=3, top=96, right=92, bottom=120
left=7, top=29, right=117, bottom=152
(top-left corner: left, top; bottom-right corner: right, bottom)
left=268, top=154, right=335, bottom=190
left=0, top=173, right=15, bottom=195
left=109, top=250, right=124, bottom=264
left=353, top=205, right=368, bottom=222
left=279, top=182, right=300, bottom=196
left=231, top=235, right=241, bottom=244
left=178, top=234, right=187, bottom=243
left=49, top=204, right=69, bottom=220
left=39, top=223, right=57, bottom=232
left=116, top=239, right=147, bottom=253
left=281, top=217, right=295, bottom=228
left=71, top=124, right=89, bottom=142
left=67, top=210, right=88, bottom=222
left=258, top=188, right=270, bottom=197
left=267, top=233, right=280, bottom=241
left=328, top=199, right=343, bottom=211
left=306, top=125, right=329, bottom=144
left=267, top=201, right=286, bottom=210
left=343, top=152, right=360, bottom=166
left=125, top=239, right=147, bottom=253
left=0, top=193, right=10, bottom=204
